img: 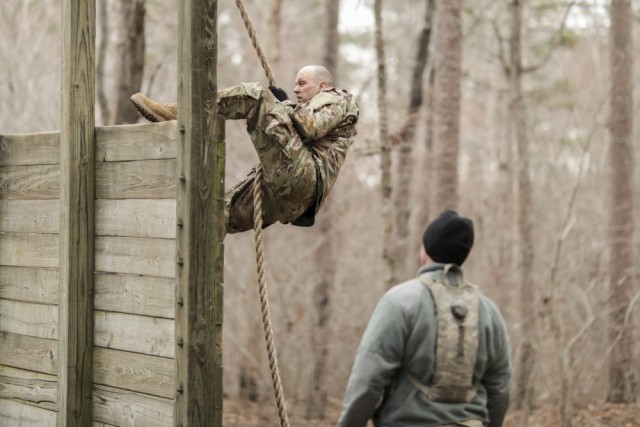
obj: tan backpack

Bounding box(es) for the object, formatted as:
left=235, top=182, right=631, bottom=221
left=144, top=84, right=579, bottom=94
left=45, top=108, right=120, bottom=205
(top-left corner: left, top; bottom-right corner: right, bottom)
left=404, top=264, right=480, bottom=403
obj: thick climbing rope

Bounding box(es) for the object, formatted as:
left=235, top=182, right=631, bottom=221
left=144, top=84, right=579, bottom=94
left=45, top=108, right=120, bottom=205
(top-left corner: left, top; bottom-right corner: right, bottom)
left=233, top=1, right=290, bottom=426
left=234, top=0, right=277, bottom=86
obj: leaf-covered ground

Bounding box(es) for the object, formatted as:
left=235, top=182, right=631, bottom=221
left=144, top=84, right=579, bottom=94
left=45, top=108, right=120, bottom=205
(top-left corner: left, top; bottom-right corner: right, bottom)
left=223, top=399, right=640, bottom=426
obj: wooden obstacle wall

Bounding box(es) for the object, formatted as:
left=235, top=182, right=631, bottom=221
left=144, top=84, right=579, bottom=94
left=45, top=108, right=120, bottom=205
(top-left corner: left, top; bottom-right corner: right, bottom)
left=0, top=0, right=222, bottom=424
left=0, top=122, right=184, bottom=426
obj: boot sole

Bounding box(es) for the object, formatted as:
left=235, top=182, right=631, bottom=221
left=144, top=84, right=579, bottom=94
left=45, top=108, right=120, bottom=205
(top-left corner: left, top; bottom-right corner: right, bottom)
left=130, top=94, right=163, bottom=123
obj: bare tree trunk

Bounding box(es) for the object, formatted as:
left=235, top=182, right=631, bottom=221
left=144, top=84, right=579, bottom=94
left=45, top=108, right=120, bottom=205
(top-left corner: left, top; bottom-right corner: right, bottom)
left=432, top=0, right=461, bottom=210
left=112, top=0, right=145, bottom=124
left=96, top=0, right=110, bottom=125
left=323, top=0, right=340, bottom=77
left=393, top=0, right=434, bottom=278
left=413, top=66, right=436, bottom=268
left=306, top=215, right=334, bottom=419
left=507, top=0, right=537, bottom=412
left=305, top=0, right=341, bottom=418
left=268, top=0, right=282, bottom=68
left=607, top=0, right=636, bottom=404
left=374, top=0, right=396, bottom=288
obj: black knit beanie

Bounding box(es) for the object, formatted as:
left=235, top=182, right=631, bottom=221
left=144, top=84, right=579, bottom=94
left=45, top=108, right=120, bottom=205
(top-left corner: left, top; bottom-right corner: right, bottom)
left=422, top=209, right=474, bottom=266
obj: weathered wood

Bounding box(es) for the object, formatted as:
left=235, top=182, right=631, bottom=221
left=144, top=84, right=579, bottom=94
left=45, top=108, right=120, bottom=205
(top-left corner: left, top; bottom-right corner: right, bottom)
left=0, top=161, right=177, bottom=201
left=94, top=311, right=174, bottom=358
left=0, top=366, right=57, bottom=411
left=92, top=384, right=173, bottom=426
left=59, top=0, right=96, bottom=425
left=0, top=398, right=57, bottom=427
left=0, top=200, right=59, bottom=234
left=0, top=332, right=57, bottom=375
left=0, top=301, right=58, bottom=339
left=176, top=0, right=223, bottom=424
left=96, top=159, right=176, bottom=199
left=96, top=122, right=178, bottom=162
left=0, top=132, right=59, bottom=166
left=94, top=272, right=174, bottom=318
left=0, top=267, right=58, bottom=305
left=93, top=348, right=174, bottom=399
left=95, top=199, right=176, bottom=239
left=95, top=236, right=175, bottom=278
left=0, top=233, right=58, bottom=268
left=0, top=123, right=177, bottom=166
left=0, top=165, right=59, bottom=200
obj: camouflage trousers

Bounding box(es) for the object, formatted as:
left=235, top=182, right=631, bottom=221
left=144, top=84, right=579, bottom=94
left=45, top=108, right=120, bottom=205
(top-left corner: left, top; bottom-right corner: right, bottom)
left=219, top=83, right=318, bottom=234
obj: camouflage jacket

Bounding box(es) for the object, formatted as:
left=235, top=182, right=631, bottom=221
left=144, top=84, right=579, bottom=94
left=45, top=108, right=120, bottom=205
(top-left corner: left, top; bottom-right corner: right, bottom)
left=338, top=263, right=512, bottom=427
left=283, top=87, right=359, bottom=226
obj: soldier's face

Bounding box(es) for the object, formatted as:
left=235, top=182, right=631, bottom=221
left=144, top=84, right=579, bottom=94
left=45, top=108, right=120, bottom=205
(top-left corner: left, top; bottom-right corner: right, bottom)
left=294, top=68, right=326, bottom=103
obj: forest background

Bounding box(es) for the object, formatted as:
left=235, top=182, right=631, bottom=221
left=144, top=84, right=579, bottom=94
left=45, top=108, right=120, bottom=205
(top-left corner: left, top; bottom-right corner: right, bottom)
left=1, top=0, right=639, bottom=426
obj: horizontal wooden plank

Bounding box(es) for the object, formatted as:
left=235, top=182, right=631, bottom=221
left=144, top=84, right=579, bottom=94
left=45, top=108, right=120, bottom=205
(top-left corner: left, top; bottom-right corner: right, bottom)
left=0, top=161, right=178, bottom=201
left=94, top=272, right=174, bottom=318
left=0, top=132, right=59, bottom=166
left=94, top=311, right=174, bottom=358
left=0, top=301, right=57, bottom=339
left=95, top=236, right=175, bottom=278
left=0, top=233, right=58, bottom=268
left=95, top=199, right=176, bottom=239
left=96, top=122, right=178, bottom=162
left=0, top=398, right=56, bottom=427
left=0, top=165, right=59, bottom=200
left=93, top=384, right=173, bottom=427
left=96, top=159, right=176, bottom=199
left=0, top=366, right=57, bottom=411
left=93, top=348, right=174, bottom=400
left=0, top=200, right=59, bottom=234
left=0, top=267, right=58, bottom=305
left=0, top=332, right=57, bottom=375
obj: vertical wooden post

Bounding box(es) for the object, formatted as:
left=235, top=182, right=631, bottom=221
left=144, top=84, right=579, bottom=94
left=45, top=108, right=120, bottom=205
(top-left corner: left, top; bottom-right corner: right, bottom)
left=58, top=0, right=96, bottom=426
left=175, top=0, right=224, bottom=425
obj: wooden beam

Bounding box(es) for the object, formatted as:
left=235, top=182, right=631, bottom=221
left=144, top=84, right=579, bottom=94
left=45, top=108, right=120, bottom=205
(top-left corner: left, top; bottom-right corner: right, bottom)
left=175, top=0, right=223, bottom=425
left=58, top=0, right=96, bottom=425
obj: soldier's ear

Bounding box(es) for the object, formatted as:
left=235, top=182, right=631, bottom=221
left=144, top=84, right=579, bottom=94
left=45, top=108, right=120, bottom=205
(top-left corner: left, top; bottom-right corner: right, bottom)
left=318, top=81, right=328, bottom=89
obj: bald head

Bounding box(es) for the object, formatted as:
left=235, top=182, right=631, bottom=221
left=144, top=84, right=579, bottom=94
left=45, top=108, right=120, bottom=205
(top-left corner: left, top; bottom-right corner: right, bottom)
left=294, top=65, right=334, bottom=103
left=301, top=65, right=334, bottom=86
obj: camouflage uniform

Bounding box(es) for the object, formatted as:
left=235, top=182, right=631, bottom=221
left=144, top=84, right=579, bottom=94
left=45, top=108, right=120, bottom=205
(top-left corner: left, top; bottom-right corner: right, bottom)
left=220, top=82, right=359, bottom=234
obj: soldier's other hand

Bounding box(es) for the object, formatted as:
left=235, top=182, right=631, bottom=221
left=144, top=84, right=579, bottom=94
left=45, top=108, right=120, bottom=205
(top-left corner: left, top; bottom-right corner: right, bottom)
left=269, top=85, right=289, bottom=102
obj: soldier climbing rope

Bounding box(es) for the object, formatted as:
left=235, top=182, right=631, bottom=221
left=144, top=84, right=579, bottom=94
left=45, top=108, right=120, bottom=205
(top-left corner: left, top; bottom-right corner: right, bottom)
left=233, top=0, right=290, bottom=425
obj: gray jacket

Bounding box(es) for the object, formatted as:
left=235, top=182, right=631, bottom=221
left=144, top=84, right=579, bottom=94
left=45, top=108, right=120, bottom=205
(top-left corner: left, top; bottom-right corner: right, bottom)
left=338, top=264, right=511, bottom=427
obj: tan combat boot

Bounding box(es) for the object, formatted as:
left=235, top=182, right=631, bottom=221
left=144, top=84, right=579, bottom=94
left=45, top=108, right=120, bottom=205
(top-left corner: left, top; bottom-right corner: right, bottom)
left=130, top=93, right=178, bottom=122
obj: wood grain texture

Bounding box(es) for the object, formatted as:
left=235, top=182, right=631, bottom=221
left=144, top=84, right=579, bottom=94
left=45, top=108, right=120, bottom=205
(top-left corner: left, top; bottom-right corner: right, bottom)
left=0, top=165, right=59, bottom=200
left=0, top=300, right=58, bottom=339
left=0, top=332, right=57, bottom=375
left=96, top=159, right=176, bottom=200
left=94, top=311, right=174, bottom=358
left=0, top=366, right=57, bottom=411
left=95, top=236, right=175, bottom=278
left=0, top=132, right=59, bottom=166
left=95, top=199, right=175, bottom=239
left=94, top=272, right=174, bottom=319
left=92, top=384, right=173, bottom=426
left=59, top=0, right=96, bottom=424
left=0, top=233, right=58, bottom=268
left=96, top=122, right=178, bottom=162
left=0, top=398, right=57, bottom=427
left=0, top=267, right=58, bottom=305
left=0, top=200, right=59, bottom=234
left=93, top=348, right=174, bottom=399
left=175, top=0, right=223, bottom=423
